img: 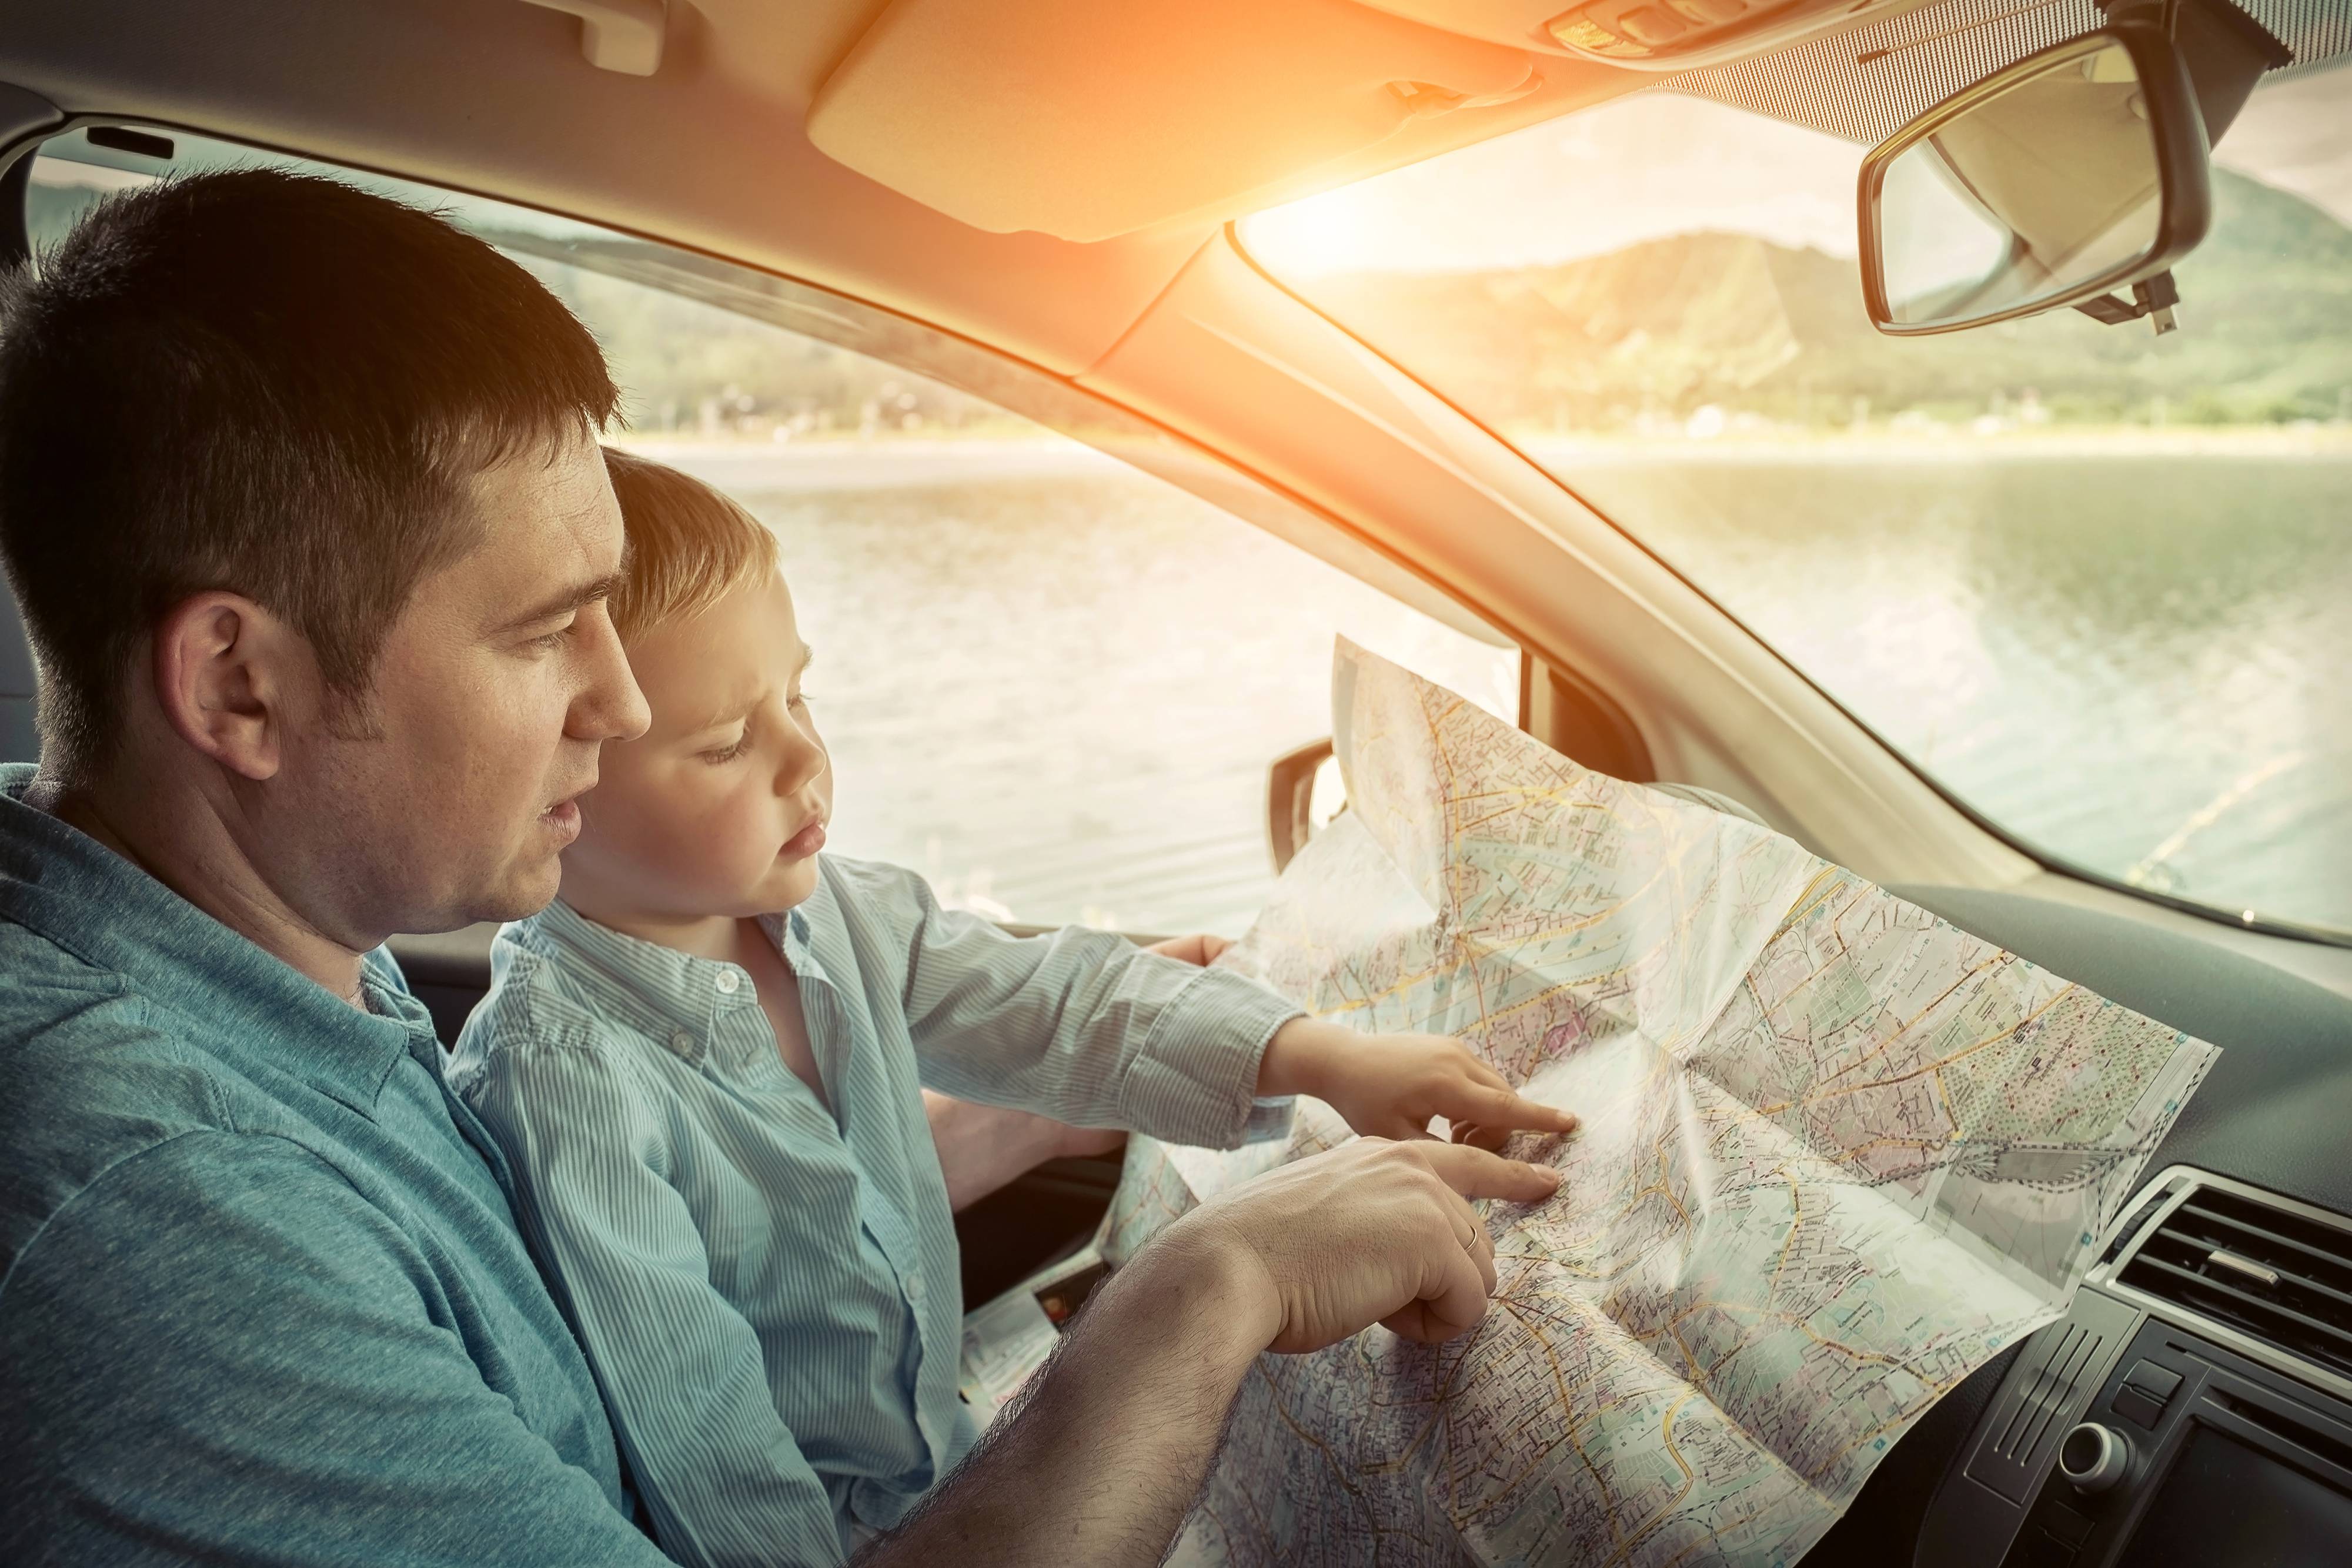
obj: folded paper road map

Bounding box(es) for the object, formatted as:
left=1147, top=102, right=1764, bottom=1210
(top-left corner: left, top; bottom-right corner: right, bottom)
left=1105, top=640, right=2216, bottom=1568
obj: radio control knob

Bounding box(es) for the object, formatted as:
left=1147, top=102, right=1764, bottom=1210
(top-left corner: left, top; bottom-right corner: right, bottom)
left=2058, top=1421, right=2131, bottom=1493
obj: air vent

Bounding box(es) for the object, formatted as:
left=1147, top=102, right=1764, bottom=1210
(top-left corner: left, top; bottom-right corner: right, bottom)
left=2116, top=1181, right=2352, bottom=1384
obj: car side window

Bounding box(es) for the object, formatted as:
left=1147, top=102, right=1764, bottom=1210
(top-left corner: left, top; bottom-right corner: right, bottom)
left=547, top=296, right=1519, bottom=936
left=25, top=128, right=1519, bottom=935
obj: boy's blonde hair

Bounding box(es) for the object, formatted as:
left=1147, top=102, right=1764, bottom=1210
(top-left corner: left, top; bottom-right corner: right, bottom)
left=600, top=447, right=780, bottom=642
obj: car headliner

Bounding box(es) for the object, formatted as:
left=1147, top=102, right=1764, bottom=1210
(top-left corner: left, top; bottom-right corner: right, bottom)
left=0, top=0, right=1829, bottom=376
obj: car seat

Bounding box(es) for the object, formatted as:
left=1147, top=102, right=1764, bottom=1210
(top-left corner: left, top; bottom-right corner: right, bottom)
left=1, top=578, right=33, bottom=764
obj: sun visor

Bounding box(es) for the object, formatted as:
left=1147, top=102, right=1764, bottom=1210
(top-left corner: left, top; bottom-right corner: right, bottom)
left=806, top=0, right=1540, bottom=241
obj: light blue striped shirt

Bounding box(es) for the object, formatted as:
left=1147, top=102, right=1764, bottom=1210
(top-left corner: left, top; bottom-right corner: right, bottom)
left=448, top=854, right=1300, bottom=1568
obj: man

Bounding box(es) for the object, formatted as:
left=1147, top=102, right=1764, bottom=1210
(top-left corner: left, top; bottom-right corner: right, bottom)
left=0, top=168, right=1560, bottom=1564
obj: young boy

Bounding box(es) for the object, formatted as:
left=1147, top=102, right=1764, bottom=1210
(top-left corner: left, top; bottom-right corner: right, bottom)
left=450, top=450, right=1575, bottom=1568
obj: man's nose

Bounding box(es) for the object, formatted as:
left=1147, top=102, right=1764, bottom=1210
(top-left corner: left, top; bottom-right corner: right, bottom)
left=571, top=607, right=650, bottom=743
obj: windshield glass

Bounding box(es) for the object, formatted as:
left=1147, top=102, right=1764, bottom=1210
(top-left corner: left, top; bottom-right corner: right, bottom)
left=1241, top=61, right=2352, bottom=938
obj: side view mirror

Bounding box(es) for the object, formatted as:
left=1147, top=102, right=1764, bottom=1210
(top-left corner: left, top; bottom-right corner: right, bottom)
left=1857, top=0, right=2288, bottom=337
left=1265, top=737, right=1345, bottom=874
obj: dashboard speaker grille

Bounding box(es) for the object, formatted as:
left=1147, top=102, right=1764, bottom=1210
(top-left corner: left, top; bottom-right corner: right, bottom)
left=1994, top=1322, right=2107, bottom=1462
left=1961, top=1287, right=2139, bottom=1503
left=2117, top=1183, right=2352, bottom=1382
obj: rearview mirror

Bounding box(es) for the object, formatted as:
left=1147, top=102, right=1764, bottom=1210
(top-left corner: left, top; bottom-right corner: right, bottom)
left=1860, top=0, right=2293, bottom=337
left=1859, top=21, right=2210, bottom=335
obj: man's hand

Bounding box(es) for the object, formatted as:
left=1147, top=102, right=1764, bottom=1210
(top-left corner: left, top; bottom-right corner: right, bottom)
left=1163, top=1136, right=1561, bottom=1353
left=862, top=1136, right=1558, bottom=1567
left=1255, top=1019, right=1579, bottom=1149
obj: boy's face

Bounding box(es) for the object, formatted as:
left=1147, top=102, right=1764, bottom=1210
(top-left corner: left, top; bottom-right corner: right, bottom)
left=559, top=569, right=832, bottom=925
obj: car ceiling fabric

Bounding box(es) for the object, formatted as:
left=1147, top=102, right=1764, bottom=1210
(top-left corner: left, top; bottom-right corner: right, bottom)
left=1669, top=0, right=2348, bottom=146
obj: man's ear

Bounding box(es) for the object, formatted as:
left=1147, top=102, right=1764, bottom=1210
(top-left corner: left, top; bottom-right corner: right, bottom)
left=149, top=592, right=307, bottom=783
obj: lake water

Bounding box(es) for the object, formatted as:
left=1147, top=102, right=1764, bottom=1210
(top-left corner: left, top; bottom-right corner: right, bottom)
left=649, top=442, right=1518, bottom=938
left=652, top=441, right=2350, bottom=939
left=1554, top=443, right=2352, bottom=935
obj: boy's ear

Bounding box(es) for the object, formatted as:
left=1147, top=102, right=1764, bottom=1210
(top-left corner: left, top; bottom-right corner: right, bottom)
left=149, top=591, right=309, bottom=783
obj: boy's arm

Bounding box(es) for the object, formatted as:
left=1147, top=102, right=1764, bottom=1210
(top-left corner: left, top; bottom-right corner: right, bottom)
left=0, top=1133, right=676, bottom=1568
left=467, top=1038, right=856, bottom=1568
left=920, top=932, right=1228, bottom=1211
left=866, top=860, right=1301, bottom=1149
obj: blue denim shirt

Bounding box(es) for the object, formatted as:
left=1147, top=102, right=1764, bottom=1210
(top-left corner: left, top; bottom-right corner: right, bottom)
left=448, top=857, right=1301, bottom=1568
left=0, top=764, right=666, bottom=1566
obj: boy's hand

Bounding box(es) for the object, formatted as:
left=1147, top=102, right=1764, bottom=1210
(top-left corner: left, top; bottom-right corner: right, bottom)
left=1255, top=1018, right=1579, bottom=1149
left=1145, top=932, right=1232, bottom=966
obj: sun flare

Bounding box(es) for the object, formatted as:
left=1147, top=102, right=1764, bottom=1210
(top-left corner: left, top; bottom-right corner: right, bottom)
left=1239, top=186, right=1388, bottom=279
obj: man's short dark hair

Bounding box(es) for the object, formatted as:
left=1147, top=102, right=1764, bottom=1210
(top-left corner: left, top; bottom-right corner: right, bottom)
left=0, top=165, right=619, bottom=780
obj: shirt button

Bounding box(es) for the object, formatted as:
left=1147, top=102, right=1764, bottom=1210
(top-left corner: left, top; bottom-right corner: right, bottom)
left=904, top=1272, right=927, bottom=1305
left=670, top=1029, right=693, bottom=1052
left=716, top=971, right=741, bottom=995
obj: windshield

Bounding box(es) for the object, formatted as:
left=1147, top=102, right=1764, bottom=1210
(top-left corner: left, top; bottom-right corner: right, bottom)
left=1241, top=61, right=2352, bottom=940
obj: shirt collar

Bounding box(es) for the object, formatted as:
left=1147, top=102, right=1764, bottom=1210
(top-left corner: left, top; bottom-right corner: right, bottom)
left=0, top=764, right=432, bottom=1114
left=517, top=891, right=827, bottom=1066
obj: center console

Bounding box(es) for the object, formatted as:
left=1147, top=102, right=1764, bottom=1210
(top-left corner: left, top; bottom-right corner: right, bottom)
left=1919, top=1168, right=2352, bottom=1568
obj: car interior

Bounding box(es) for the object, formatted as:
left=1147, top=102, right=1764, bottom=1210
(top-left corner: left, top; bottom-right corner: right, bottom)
left=3, top=1, right=2348, bottom=1564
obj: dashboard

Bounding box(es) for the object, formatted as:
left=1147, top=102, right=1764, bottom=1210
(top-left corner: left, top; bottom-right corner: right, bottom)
left=1920, top=1169, right=2352, bottom=1568
left=1805, top=886, right=2352, bottom=1568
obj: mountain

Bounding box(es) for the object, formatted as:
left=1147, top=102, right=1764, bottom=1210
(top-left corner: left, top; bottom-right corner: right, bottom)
left=24, top=160, right=2348, bottom=430
left=1301, top=170, right=2352, bottom=429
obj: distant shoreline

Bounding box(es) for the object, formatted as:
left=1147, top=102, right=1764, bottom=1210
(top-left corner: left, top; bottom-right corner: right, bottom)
left=609, top=436, right=1124, bottom=491
left=610, top=427, right=2352, bottom=484
left=1520, top=427, right=2352, bottom=463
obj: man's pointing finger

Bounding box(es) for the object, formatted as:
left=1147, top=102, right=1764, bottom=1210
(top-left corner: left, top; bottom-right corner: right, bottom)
left=1415, top=1141, right=1562, bottom=1205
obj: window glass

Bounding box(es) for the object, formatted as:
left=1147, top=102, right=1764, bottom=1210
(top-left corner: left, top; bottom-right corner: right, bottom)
left=1241, top=65, right=2352, bottom=938
left=26, top=131, right=1517, bottom=935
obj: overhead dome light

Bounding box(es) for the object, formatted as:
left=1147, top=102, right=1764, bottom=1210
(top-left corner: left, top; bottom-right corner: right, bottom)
left=1545, top=0, right=1924, bottom=69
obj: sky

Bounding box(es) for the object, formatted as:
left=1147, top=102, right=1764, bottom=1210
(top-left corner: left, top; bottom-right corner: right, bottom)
left=1241, top=58, right=2352, bottom=278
